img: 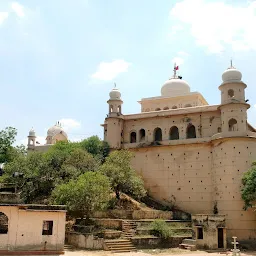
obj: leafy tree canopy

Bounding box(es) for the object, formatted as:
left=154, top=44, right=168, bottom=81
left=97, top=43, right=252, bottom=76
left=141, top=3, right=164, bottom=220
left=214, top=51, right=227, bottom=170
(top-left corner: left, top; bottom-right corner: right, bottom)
left=51, top=171, right=111, bottom=219
left=241, top=162, right=256, bottom=209
left=100, top=150, right=146, bottom=200
left=0, top=127, right=17, bottom=163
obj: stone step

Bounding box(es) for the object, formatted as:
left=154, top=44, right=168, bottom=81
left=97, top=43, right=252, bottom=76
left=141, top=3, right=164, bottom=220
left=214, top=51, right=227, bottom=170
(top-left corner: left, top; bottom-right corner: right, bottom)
left=104, top=239, right=136, bottom=253
left=182, top=239, right=196, bottom=245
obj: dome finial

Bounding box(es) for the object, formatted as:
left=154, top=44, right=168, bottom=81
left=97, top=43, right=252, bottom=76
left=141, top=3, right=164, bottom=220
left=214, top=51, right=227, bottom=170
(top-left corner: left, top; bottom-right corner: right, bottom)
left=114, top=82, right=117, bottom=88
left=172, top=63, right=179, bottom=79
left=229, top=58, right=235, bottom=69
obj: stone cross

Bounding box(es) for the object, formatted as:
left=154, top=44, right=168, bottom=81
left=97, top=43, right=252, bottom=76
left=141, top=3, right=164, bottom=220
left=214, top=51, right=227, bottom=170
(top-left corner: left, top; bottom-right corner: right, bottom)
left=231, top=236, right=240, bottom=256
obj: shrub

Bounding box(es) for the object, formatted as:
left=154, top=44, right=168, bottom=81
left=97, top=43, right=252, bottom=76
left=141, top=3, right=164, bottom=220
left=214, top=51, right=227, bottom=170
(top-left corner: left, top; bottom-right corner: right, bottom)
left=150, top=219, right=174, bottom=239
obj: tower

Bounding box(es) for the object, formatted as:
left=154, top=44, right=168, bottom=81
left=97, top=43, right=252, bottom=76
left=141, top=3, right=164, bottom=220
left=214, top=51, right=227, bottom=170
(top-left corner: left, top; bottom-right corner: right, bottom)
left=104, top=85, right=124, bottom=149
left=27, top=128, right=36, bottom=150
left=218, top=62, right=250, bottom=136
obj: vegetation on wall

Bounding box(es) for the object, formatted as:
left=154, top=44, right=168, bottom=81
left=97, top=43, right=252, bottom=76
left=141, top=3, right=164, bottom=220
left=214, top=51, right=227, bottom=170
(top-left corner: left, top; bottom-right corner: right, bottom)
left=241, top=162, right=256, bottom=209
left=99, top=150, right=146, bottom=200
left=150, top=219, right=174, bottom=239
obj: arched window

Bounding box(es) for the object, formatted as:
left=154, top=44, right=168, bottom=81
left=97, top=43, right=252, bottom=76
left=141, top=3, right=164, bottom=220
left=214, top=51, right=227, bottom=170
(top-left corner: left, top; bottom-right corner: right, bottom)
left=228, top=118, right=238, bottom=131
left=130, top=132, right=137, bottom=143
left=163, top=107, right=169, bottom=110
left=228, top=89, right=234, bottom=98
left=154, top=128, right=162, bottom=141
left=0, top=212, right=8, bottom=234
left=172, top=106, right=178, bottom=109
left=184, top=104, right=192, bottom=108
left=110, top=105, right=113, bottom=113
left=155, top=108, right=161, bottom=111
left=117, top=105, right=121, bottom=113
left=217, top=127, right=222, bottom=133
left=169, top=126, right=179, bottom=140
left=187, top=124, right=196, bottom=139
left=139, top=129, right=146, bottom=142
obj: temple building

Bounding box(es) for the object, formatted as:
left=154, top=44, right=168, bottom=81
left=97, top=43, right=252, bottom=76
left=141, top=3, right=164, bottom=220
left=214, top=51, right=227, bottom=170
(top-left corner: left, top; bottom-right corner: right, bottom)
left=102, top=63, right=256, bottom=246
left=27, top=121, right=68, bottom=152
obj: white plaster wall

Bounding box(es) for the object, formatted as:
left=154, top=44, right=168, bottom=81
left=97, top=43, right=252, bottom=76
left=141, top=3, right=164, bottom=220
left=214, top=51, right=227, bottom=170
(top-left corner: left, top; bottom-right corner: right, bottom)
left=0, top=206, right=66, bottom=251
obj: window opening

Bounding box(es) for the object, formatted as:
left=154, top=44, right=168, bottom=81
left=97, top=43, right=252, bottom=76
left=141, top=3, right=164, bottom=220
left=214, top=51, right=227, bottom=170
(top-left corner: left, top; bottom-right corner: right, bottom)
left=130, top=132, right=137, bottom=143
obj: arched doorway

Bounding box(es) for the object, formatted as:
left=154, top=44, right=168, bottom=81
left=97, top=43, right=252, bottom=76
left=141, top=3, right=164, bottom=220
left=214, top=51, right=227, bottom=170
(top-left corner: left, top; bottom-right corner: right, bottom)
left=139, top=129, right=146, bottom=142
left=187, top=124, right=196, bottom=139
left=0, top=212, right=8, bottom=234
left=154, top=128, right=162, bottom=141
left=169, top=126, right=179, bottom=140
left=228, top=118, right=238, bottom=131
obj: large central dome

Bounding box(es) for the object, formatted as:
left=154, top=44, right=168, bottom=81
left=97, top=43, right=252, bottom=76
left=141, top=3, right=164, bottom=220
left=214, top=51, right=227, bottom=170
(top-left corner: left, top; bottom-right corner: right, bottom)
left=161, top=78, right=190, bottom=97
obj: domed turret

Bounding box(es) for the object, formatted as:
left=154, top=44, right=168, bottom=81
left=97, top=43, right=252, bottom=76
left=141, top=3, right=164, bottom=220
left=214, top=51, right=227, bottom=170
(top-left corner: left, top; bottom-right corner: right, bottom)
left=27, top=127, right=36, bottom=148
left=107, top=84, right=123, bottom=116
left=29, top=128, right=36, bottom=137
left=161, top=63, right=190, bottom=97
left=109, top=87, right=121, bottom=100
left=222, top=62, right=242, bottom=83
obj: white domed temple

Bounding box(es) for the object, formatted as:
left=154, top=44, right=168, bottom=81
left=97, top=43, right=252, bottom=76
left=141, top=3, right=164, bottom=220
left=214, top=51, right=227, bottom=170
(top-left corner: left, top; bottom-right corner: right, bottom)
left=27, top=121, right=68, bottom=152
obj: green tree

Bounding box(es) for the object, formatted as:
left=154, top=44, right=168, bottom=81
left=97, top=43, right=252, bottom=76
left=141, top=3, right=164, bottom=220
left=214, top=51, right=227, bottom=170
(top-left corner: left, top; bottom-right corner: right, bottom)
left=4, top=152, right=52, bottom=203
left=241, top=162, right=256, bottom=209
left=0, top=127, right=17, bottom=163
left=51, top=171, right=111, bottom=219
left=100, top=150, right=146, bottom=200
left=79, top=136, right=110, bottom=162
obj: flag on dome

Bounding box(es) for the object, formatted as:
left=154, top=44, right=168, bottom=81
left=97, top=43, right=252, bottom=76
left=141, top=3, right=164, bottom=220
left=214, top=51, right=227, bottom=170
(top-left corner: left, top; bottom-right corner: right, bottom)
left=175, top=66, right=179, bottom=70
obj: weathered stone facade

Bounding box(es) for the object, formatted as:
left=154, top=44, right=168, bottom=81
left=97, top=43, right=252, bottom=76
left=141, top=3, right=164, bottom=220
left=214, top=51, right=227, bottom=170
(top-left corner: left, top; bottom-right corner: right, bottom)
left=102, top=64, right=256, bottom=244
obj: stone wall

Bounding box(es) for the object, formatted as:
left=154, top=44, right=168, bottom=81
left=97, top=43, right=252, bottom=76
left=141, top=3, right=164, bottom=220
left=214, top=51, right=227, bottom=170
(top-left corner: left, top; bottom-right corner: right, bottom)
left=93, top=209, right=172, bottom=220
left=131, top=236, right=191, bottom=249
left=66, top=232, right=104, bottom=250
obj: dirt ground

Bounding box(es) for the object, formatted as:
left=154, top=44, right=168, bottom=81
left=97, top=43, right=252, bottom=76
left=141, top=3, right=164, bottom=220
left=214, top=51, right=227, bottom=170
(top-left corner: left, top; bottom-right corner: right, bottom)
left=63, top=248, right=256, bottom=256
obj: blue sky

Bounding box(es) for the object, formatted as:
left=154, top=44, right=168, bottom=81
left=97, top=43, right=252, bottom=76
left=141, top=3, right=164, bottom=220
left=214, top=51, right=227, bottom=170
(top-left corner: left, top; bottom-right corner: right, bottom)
left=1, top=0, right=256, bottom=145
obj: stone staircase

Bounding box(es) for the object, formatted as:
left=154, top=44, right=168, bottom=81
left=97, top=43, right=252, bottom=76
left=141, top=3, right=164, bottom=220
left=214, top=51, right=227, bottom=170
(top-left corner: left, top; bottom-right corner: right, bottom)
left=104, top=239, right=137, bottom=253
left=121, top=220, right=137, bottom=239
left=179, top=238, right=197, bottom=251
left=64, top=244, right=73, bottom=251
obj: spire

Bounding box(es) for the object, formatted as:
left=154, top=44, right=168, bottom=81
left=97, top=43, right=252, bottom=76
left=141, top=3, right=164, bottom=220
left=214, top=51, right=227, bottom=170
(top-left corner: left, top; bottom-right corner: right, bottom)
left=114, top=83, right=117, bottom=88
left=229, top=58, right=235, bottom=69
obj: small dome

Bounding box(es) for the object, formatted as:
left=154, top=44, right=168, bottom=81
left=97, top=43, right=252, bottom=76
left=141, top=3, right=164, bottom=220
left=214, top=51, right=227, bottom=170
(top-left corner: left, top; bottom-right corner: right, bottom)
left=161, top=78, right=190, bottom=97
left=222, top=67, right=242, bottom=83
left=29, top=128, right=36, bottom=137
left=47, top=123, right=67, bottom=138
left=109, top=87, right=121, bottom=100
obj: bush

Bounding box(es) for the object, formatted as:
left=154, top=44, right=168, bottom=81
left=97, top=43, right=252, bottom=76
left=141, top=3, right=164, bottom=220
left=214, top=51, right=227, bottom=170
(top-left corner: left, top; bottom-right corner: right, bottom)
left=150, top=219, right=174, bottom=239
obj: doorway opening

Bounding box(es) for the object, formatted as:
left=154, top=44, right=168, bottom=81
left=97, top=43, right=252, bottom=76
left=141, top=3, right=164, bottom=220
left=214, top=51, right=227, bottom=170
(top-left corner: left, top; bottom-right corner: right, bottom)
left=218, top=228, right=224, bottom=248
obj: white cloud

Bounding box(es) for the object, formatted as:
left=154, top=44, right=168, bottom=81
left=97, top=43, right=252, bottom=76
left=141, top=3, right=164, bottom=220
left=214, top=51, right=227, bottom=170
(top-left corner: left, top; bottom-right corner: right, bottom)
left=11, top=2, right=25, bottom=18
left=0, top=12, right=9, bottom=25
left=172, top=56, right=184, bottom=66
left=178, top=51, right=190, bottom=57
left=59, top=118, right=81, bottom=132
left=170, top=0, right=256, bottom=53
left=91, top=59, right=131, bottom=81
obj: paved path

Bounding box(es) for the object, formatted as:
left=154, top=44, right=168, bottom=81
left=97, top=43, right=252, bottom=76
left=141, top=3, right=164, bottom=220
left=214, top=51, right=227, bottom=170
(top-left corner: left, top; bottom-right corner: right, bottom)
left=63, top=249, right=256, bottom=256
